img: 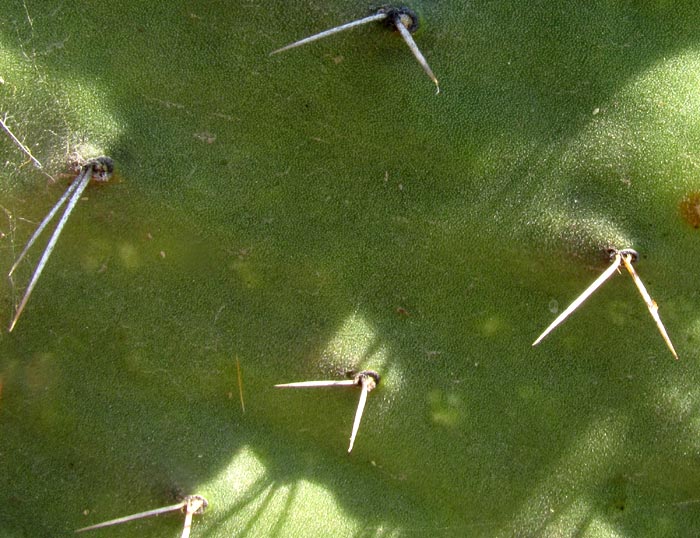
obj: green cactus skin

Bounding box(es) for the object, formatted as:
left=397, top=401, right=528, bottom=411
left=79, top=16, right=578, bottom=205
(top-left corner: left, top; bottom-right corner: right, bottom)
left=1, top=2, right=699, bottom=536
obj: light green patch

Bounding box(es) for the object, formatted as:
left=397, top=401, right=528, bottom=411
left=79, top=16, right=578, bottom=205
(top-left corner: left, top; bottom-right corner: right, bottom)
left=428, top=388, right=462, bottom=428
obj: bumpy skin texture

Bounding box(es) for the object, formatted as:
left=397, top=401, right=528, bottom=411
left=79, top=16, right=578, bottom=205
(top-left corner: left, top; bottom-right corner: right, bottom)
left=1, top=1, right=699, bottom=536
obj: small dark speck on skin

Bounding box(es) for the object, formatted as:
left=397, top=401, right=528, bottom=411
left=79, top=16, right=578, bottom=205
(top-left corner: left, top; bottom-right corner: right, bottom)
left=680, top=192, right=700, bottom=229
